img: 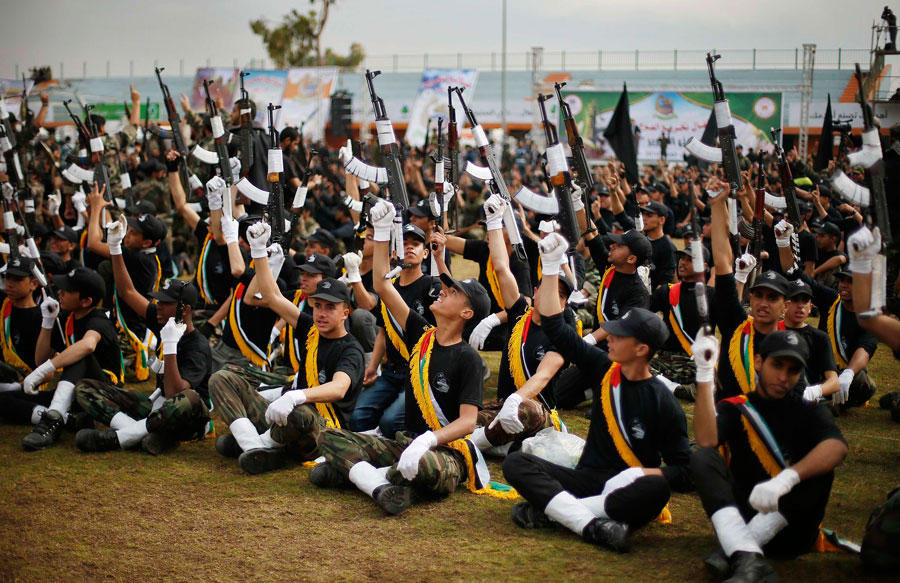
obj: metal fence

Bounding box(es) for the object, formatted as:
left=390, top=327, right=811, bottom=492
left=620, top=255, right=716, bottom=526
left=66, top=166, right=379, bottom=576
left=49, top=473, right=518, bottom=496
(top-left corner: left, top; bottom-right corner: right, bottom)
left=4, top=48, right=872, bottom=80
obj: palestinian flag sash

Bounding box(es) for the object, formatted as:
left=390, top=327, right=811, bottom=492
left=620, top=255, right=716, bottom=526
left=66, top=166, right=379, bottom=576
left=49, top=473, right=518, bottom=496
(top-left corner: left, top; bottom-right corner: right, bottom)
left=227, top=283, right=269, bottom=368
left=826, top=298, right=849, bottom=369
left=667, top=283, right=694, bottom=355
left=113, top=254, right=162, bottom=381
left=79, top=229, right=88, bottom=265
left=507, top=307, right=564, bottom=432
left=285, top=291, right=308, bottom=371
left=409, top=328, right=518, bottom=500
left=720, top=395, right=786, bottom=478
left=67, top=312, right=124, bottom=385
left=1, top=298, right=30, bottom=373
left=303, top=324, right=341, bottom=429
left=486, top=257, right=505, bottom=310
left=728, top=318, right=786, bottom=395
left=195, top=233, right=215, bottom=305
left=595, top=267, right=616, bottom=324
left=599, top=363, right=672, bottom=523
left=380, top=282, right=410, bottom=361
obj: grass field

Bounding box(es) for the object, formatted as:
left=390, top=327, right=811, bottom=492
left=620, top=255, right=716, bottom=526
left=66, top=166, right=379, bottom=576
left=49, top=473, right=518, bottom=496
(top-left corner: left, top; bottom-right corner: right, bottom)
left=1, top=258, right=898, bottom=582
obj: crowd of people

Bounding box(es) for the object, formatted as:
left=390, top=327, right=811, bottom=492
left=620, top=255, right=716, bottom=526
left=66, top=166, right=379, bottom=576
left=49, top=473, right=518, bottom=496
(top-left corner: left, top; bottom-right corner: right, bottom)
left=1, top=76, right=899, bottom=582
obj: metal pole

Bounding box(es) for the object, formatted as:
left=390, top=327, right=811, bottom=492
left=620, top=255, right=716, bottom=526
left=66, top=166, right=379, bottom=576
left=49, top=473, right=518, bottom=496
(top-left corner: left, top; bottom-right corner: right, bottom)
left=106, top=61, right=110, bottom=78
left=83, top=61, right=87, bottom=78
left=838, top=48, right=842, bottom=70
left=674, top=49, right=677, bottom=71
left=598, top=50, right=602, bottom=70
left=180, top=59, right=184, bottom=76
left=753, top=49, right=756, bottom=70
left=501, top=0, right=507, bottom=139
left=15, top=64, right=19, bottom=78
left=130, top=60, right=134, bottom=78
left=60, top=62, right=64, bottom=81
left=635, top=49, right=639, bottom=71
left=561, top=50, right=566, bottom=72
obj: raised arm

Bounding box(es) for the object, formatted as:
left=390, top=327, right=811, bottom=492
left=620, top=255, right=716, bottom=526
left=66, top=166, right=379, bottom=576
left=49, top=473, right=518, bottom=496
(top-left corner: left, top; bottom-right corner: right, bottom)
left=167, top=152, right=200, bottom=230
left=245, top=222, right=300, bottom=324
left=106, top=216, right=150, bottom=317
left=484, top=194, right=522, bottom=308
left=370, top=201, right=410, bottom=331
left=86, top=183, right=111, bottom=258
left=708, top=177, right=733, bottom=276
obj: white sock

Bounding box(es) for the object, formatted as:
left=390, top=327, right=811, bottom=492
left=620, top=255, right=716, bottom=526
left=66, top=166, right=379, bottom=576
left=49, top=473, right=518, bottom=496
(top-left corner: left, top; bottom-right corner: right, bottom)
left=259, top=429, right=284, bottom=449
left=0, top=382, right=22, bottom=392
left=486, top=442, right=514, bottom=457
left=48, top=381, right=75, bottom=421
left=748, top=511, right=788, bottom=546
left=228, top=418, right=265, bottom=452
left=581, top=467, right=645, bottom=518
left=116, top=418, right=149, bottom=449
left=711, top=506, right=763, bottom=557
left=258, top=387, right=283, bottom=403
left=109, top=411, right=138, bottom=430
left=469, top=426, right=493, bottom=450
left=348, top=461, right=390, bottom=498
left=544, top=491, right=596, bottom=535
left=30, top=405, right=48, bottom=425
left=655, top=374, right=679, bottom=393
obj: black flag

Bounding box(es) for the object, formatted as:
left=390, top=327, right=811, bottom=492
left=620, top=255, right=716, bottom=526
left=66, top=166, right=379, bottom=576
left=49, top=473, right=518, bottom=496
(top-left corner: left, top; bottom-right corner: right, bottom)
left=699, top=107, right=718, bottom=147
left=814, top=94, right=833, bottom=171
left=603, top=83, right=639, bottom=184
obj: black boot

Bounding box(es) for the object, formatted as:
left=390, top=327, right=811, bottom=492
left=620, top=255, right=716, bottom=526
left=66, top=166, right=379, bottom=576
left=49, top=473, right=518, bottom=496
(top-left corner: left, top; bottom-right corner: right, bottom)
left=23, top=411, right=65, bottom=451
left=75, top=428, right=121, bottom=452
left=373, top=484, right=413, bottom=515
left=511, top=502, right=555, bottom=529
left=309, top=461, right=351, bottom=488
left=238, top=448, right=286, bottom=475
left=141, top=432, right=178, bottom=456
left=724, top=551, right=779, bottom=583
left=582, top=517, right=630, bottom=553
left=215, top=434, right=242, bottom=458
left=702, top=547, right=730, bottom=579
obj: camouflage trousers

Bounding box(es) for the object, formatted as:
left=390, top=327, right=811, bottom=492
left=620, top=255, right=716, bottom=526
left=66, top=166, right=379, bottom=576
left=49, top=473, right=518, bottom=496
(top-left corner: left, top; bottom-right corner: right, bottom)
left=75, top=379, right=210, bottom=442
left=477, top=399, right=553, bottom=449
left=208, top=365, right=322, bottom=460
left=319, top=428, right=468, bottom=496
left=650, top=349, right=697, bottom=386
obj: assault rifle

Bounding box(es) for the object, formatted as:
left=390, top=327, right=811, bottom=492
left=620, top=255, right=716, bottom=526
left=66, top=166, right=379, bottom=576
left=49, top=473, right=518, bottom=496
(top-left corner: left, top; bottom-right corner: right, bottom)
left=191, top=79, right=234, bottom=186
left=365, top=69, right=409, bottom=210
left=769, top=128, right=804, bottom=230
left=265, top=103, right=288, bottom=253
left=82, top=103, right=116, bottom=209
left=236, top=71, right=254, bottom=180
left=537, top=93, right=579, bottom=262
left=688, top=178, right=711, bottom=335
left=149, top=67, right=203, bottom=196
left=430, top=117, right=445, bottom=277
left=554, top=81, right=594, bottom=228
left=446, top=86, right=460, bottom=231
left=60, top=99, right=95, bottom=185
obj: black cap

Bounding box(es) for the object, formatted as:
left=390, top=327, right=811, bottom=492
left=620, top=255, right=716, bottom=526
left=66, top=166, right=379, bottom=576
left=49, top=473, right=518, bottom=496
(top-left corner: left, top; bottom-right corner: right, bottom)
left=439, top=272, right=491, bottom=323
left=51, top=225, right=79, bottom=243
left=595, top=185, right=611, bottom=197
left=786, top=279, right=813, bottom=299
left=599, top=307, right=670, bottom=349
left=749, top=271, right=788, bottom=296
left=813, top=222, right=841, bottom=237
left=126, top=199, right=157, bottom=217
left=307, top=229, right=337, bottom=249
left=674, top=244, right=711, bottom=264
left=833, top=266, right=853, bottom=280
left=640, top=200, right=667, bottom=216
left=138, top=158, right=166, bottom=174
left=758, top=330, right=809, bottom=368
left=149, top=279, right=199, bottom=308
left=127, top=214, right=168, bottom=244
left=280, top=126, right=299, bottom=141
left=408, top=199, right=435, bottom=219
left=402, top=223, right=426, bottom=242
left=55, top=266, right=106, bottom=304
left=39, top=251, right=67, bottom=276
left=298, top=253, right=337, bottom=278
left=29, top=222, right=48, bottom=239
left=607, top=229, right=652, bottom=265
left=557, top=273, right=575, bottom=298
left=649, top=182, right=670, bottom=196
left=310, top=278, right=352, bottom=304
left=4, top=256, right=35, bottom=277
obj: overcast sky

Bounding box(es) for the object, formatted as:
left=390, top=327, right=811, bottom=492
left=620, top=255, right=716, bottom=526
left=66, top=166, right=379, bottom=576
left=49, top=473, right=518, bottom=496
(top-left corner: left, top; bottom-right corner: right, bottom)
left=0, top=0, right=890, bottom=77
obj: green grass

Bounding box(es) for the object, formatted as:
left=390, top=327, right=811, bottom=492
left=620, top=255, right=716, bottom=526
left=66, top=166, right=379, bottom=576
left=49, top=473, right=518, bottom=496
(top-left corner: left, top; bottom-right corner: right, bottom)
left=0, top=258, right=898, bottom=582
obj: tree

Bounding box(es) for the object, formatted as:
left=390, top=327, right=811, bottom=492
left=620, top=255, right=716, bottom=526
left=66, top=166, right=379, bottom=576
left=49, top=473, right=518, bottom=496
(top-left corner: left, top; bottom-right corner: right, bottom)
left=250, top=1, right=365, bottom=69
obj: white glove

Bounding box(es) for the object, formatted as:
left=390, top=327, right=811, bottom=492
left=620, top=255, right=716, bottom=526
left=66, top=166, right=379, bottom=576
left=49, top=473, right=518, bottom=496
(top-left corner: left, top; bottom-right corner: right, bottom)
left=267, top=243, right=285, bottom=279
left=749, top=468, right=800, bottom=514
left=370, top=199, right=396, bottom=242
left=633, top=212, right=644, bottom=232
left=47, top=192, right=61, bottom=216
left=483, top=193, right=505, bottom=231
left=774, top=219, right=794, bottom=248
left=72, top=189, right=87, bottom=213
left=106, top=215, right=127, bottom=256
left=802, top=384, right=823, bottom=402
left=206, top=175, right=226, bottom=211
left=229, top=157, right=241, bottom=184
left=468, top=313, right=501, bottom=350
left=247, top=221, right=271, bottom=259
left=538, top=220, right=559, bottom=235
left=489, top=393, right=524, bottom=434
left=221, top=214, right=239, bottom=245
left=342, top=252, right=362, bottom=284
left=734, top=252, right=757, bottom=284
left=538, top=232, right=568, bottom=276
left=1, top=182, right=13, bottom=201
left=847, top=226, right=881, bottom=275
left=570, top=185, right=585, bottom=212
left=40, top=297, right=60, bottom=329
left=582, top=332, right=597, bottom=346
left=23, top=359, right=56, bottom=395
left=338, top=139, right=353, bottom=165
left=160, top=317, right=186, bottom=355
left=837, top=369, right=854, bottom=404
left=691, top=328, right=719, bottom=384
left=397, top=430, right=437, bottom=480
left=567, top=290, right=588, bottom=306
left=265, top=389, right=307, bottom=426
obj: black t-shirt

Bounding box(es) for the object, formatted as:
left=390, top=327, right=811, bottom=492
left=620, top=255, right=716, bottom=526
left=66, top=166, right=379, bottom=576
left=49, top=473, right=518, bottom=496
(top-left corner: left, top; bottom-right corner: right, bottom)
left=796, top=272, right=879, bottom=360
left=649, top=281, right=718, bottom=354
left=402, top=310, right=484, bottom=436
left=462, top=239, right=533, bottom=315
left=716, top=392, right=844, bottom=493
left=647, top=235, right=676, bottom=290
left=374, top=274, right=440, bottom=372
left=5, top=304, right=41, bottom=369
left=145, top=303, right=212, bottom=401
left=496, top=296, right=568, bottom=407
left=118, top=248, right=160, bottom=336
left=798, top=230, right=817, bottom=266
left=542, top=312, right=692, bottom=492
left=221, top=271, right=279, bottom=356
left=194, top=221, right=235, bottom=305
left=815, top=247, right=844, bottom=269
left=51, top=308, right=122, bottom=380
left=586, top=236, right=650, bottom=325
left=287, top=311, right=365, bottom=428
left=790, top=324, right=837, bottom=386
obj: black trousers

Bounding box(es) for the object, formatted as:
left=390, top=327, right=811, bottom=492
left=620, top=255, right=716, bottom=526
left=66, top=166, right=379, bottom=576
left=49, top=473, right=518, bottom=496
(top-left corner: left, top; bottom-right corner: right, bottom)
left=691, top=447, right=834, bottom=558
left=0, top=391, right=54, bottom=424
left=503, top=451, right=670, bottom=529
left=554, top=366, right=599, bottom=409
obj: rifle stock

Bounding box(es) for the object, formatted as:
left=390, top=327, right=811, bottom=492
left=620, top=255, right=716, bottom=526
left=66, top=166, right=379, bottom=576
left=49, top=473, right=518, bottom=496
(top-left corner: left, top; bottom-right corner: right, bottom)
left=365, top=70, right=409, bottom=210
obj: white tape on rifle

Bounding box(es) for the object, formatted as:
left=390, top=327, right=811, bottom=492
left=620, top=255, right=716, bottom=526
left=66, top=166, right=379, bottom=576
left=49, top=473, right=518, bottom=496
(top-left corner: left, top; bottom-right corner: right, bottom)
left=24, top=199, right=35, bottom=214
left=268, top=149, right=284, bottom=174
left=120, top=173, right=132, bottom=190
left=342, top=194, right=363, bottom=212
left=358, top=179, right=370, bottom=190
left=114, top=197, right=127, bottom=208
left=830, top=170, right=870, bottom=208
left=714, top=101, right=733, bottom=128
left=502, top=200, right=523, bottom=246
left=235, top=177, right=270, bottom=205
left=0, top=243, right=8, bottom=255
left=61, top=167, right=80, bottom=184
left=763, top=192, right=787, bottom=210
left=187, top=202, right=203, bottom=213
left=375, top=119, right=395, bottom=146
left=684, top=137, right=722, bottom=163
left=690, top=239, right=705, bottom=273
left=473, top=126, right=489, bottom=148
left=344, top=156, right=388, bottom=184
left=0, top=136, right=11, bottom=153
left=727, top=199, right=738, bottom=236
left=210, top=115, right=225, bottom=139
left=240, top=108, right=251, bottom=116
left=3, top=211, right=13, bottom=227
left=11, top=154, right=22, bottom=182
left=435, top=160, right=444, bottom=184
left=26, top=238, right=39, bottom=259
left=31, top=264, right=47, bottom=287
left=67, top=163, right=94, bottom=182
left=78, top=148, right=87, bottom=158
left=292, top=186, right=308, bottom=209
left=385, top=265, right=403, bottom=280
left=514, top=186, right=558, bottom=215
left=191, top=144, right=219, bottom=164
left=546, top=143, right=568, bottom=175
left=847, top=129, right=883, bottom=169
left=634, top=212, right=644, bottom=232
left=464, top=161, right=493, bottom=182
left=188, top=173, right=203, bottom=191
left=90, top=137, right=104, bottom=153
left=0, top=100, right=7, bottom=119
left=871, top=253, right=886, bottom=313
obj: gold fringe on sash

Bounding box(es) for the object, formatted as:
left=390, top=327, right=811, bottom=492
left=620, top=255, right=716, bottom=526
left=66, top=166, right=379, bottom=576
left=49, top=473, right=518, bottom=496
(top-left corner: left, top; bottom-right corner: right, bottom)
left=827, top=298, right=849, bottom=368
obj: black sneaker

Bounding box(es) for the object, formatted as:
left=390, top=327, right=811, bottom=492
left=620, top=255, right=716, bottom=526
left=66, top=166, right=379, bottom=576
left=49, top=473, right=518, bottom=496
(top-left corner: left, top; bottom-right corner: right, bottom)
left=309, top=461, right=351, bottom=489
left=879, top=391, right=900, bottom=410
left=141, top=432, right=177, bottom=456
left=373, top=484, right=413, bottom=515
left=702, top=548, right=730, bottom=580
left=215, top=434, right=242, bottom=458
left=65, top=411, right=94, bottom=433
left=511, top=502, right=555, bottom=529
left=22, top=411, right=65, bottom=451
left=724, top=551, right=779, bottom=583
left=238, top=448, right=287, bottom=475
left=75, top=428, right=121, bottom=452
left=582, top=517, right=630, bottom=553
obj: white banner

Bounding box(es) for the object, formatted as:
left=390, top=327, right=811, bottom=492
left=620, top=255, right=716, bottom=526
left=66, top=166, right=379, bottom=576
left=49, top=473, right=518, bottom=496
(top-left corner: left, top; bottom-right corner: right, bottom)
left=788, top=101, right=900, bottom=129
left=278, top=67, right=338, bottom=140
left=404, top=69, right=478, bottom=148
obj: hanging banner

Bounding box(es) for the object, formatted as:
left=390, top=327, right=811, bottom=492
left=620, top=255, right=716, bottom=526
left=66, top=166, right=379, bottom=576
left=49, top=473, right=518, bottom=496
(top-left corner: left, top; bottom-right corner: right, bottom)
left=234, top=69, right=288, bottom=126
left=0, top=78, right=35, bottom=105
left=189, top=68, right=239, bottom=113
left=405, top=69, right=479, bottom=148
left=279, top=67, right=338, bottom=139
left=560, top=90, right=782, bottom=162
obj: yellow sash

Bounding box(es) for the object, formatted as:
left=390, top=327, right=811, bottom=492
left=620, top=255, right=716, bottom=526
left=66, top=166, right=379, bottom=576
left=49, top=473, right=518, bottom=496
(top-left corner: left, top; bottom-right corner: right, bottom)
left=1, top=298, right=31, bottom=373
left=486, top=257, right=505, bottom=310
left=381, top=284, right=410, bottom=361
left=666, top=283, right=693, bottom=355
left=303, top=324, right=341, bottom=428
left=227, top=283, right=269, bottom=368
left=195, top=233, right=214, bottom=305
left=826, top=298, right=849, bottom=368
left=595, top=267, right=616, bottom=324
left=113, top=254, right=162, bottom=381
left=286, top=291, right=308, bottom=371
left=507, top=307, right=562, bottom=431
left=728, top=317, right=786, bottom=395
